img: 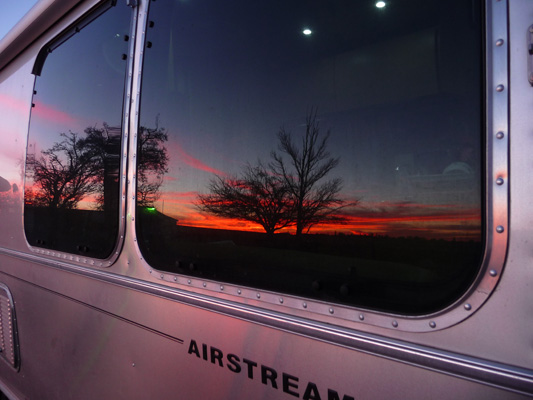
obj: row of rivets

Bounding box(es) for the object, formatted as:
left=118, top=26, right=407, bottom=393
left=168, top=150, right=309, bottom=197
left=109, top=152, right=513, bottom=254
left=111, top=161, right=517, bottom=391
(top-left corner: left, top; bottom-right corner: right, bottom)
left=491, top=26, right=506, bottom=289
left=495, top=33, right=506, bottom=238
left=153, top=270, right=487, bottom=331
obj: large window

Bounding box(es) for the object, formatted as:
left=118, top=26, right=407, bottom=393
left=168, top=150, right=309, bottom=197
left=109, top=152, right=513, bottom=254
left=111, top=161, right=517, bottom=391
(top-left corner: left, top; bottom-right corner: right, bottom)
left=24, top=2, right=131, bottom=259
left=137, top=0, right=483, bottom=314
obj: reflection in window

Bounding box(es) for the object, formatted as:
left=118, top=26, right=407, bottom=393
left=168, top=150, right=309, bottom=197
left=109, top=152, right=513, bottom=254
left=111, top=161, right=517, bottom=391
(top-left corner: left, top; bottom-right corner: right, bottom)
left=24, top=3, right=131, bottom=259
left=137, top=0, right=483, bottom=314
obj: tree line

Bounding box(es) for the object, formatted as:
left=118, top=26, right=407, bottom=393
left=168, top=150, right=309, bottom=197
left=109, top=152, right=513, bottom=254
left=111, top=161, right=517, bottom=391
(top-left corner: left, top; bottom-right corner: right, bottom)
left=25, top=109, right=353, bottom=237
left=25, top=122, right=168, bottom=210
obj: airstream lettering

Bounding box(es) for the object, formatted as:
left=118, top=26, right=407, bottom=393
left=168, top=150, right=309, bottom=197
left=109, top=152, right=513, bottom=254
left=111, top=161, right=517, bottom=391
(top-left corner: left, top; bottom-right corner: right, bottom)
left=0, top=0, right=533, bottom=398
left=187, top=339, right=355, bottom=400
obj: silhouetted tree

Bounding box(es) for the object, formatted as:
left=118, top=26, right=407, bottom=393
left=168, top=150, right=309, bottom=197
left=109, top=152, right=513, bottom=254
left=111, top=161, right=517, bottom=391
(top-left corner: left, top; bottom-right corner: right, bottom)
left=137, top=119, right=169, bottom=207
left=26, top=131, right=103, bottom=209
left=198, top=163, right=294, bottom=235
left=270, top=108, right=350, bottom=235
left=198, top=109, right=352, bottom=235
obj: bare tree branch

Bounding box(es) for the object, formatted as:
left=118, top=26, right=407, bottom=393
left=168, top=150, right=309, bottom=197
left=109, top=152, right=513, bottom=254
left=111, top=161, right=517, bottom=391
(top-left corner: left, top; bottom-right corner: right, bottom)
left=270, top=107, right=351, bottom=235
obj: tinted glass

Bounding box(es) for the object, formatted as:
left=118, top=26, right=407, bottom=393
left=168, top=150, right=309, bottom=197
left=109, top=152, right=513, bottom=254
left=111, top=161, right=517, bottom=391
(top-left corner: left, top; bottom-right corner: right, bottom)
left=24, top=3, right=131, bottom=258
left=137, top=0, right=483, bottom=314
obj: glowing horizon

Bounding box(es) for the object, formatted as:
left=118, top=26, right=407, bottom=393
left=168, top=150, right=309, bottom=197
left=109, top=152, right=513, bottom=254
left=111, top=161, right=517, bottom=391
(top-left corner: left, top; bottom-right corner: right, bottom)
left=148, top=192, right=481, bottom=241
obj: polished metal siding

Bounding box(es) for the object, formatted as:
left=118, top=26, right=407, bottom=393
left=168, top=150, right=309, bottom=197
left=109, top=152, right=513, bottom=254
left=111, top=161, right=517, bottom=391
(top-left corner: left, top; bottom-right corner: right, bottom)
left=0, top=0, right=532, bottom=399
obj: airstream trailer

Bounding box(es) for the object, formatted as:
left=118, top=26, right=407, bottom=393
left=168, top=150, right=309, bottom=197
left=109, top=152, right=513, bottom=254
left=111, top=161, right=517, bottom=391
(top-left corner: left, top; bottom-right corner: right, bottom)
left=0, top=0, right=532, bottom=398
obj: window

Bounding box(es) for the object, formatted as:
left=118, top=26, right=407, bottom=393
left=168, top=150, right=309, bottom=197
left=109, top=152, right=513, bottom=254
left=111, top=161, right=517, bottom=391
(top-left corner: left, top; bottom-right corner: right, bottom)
left=24, top=2, right=131, bottom=259
left=137, top=0, right=483, bottom=314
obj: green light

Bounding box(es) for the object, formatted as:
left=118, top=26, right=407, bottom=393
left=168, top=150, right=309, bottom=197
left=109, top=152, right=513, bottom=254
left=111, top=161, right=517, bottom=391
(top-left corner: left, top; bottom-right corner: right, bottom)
left=146, top=207, right=156, bottom=212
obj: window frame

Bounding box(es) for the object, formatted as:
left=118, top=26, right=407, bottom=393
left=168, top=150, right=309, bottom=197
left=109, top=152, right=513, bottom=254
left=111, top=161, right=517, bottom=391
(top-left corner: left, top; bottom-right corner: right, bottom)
left=127, top=0, right=507, bottom=332
left=23, top=0, right=135, bottom=266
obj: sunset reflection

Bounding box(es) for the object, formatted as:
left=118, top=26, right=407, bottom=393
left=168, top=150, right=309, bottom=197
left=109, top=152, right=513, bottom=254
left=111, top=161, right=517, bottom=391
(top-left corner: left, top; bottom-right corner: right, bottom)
left=23, top=2, right=131, bottom=258
left=136, top=0, right=483, bottom=313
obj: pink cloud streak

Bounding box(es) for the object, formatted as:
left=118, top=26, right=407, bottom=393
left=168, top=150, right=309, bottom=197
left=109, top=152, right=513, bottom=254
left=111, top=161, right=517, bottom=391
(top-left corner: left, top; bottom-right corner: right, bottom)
left=167, top=141, right=227, bottom=176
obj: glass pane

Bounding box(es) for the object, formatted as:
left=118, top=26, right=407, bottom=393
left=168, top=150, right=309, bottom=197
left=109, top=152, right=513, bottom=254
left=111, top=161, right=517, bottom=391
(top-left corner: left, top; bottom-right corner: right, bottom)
left=137, top=0, right=483, bottom=314
left=24, top=3, right=131, bottom=259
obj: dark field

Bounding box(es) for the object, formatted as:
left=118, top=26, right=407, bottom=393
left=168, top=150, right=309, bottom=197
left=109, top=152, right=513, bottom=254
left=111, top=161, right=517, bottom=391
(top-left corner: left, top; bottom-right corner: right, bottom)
left=138, top=209, right=482, bottom=314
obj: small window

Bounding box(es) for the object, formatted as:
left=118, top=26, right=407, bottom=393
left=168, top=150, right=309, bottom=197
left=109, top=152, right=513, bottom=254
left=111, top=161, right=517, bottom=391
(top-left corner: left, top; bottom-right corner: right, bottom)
left=24, top=2, right=131, bottom=259
left=137, top=0, right=483, bottom=314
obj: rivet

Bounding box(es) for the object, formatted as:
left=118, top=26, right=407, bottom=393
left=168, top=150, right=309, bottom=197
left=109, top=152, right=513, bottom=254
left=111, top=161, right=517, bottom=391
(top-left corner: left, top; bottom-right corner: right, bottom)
left=429, top=321, right=436, bottom=329
left=132, top=363, right=135, bottom=367
left=160, top=274, right=164, bottom=279
left=220, top=285, right=224, bottom=291
left=495, top=39, right=504, bottom=46
left=392, top=320, right=398, bottom=328
left=187, top=279, right=192, bottom=284
left=174, top=277, right=177, bottom=282
left=329, top=308, right=334, bottom=314
left=237, top=289, right=242, bottom=295
left=359, top=314, right=365, bottom=321
left=203, top=282, right=207, bottom=287
left=489, top=269, right=498, bottom=277
left=149, top=270, right=152, bottom=274
left=496, top=84, right=505, bottom=92
left=279, top=298, right=284, bottom=304
left=496, top=225, right=504, bottom=233
left=496, top=177, right=504, bottom=185
left=464, top=303, right=472, bottom=311
left=302, top=302, right=307, bottom=308
left=256, top=293, right=261, bottom=299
